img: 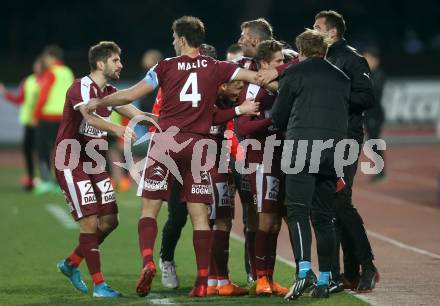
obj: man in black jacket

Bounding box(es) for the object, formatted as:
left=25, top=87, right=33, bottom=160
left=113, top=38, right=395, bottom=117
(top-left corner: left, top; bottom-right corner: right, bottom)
left=313, top=10, right=379, bottom=292
left=272, top=29, right=350, bottom=300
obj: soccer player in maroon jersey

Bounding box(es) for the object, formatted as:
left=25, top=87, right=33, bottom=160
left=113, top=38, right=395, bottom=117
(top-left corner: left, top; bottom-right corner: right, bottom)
left=236, top=18, right=273, bottom=71
left=206, top=79, right=250, bottom=297
left=235, top=17, right=275, bottom=285
left=237, top=40, right=289, bottom=297
left=84, top=16, right=261, bottom=297
left=54, top=41, right=155, bottom=298
left=150, top=44, right=251, bottom=295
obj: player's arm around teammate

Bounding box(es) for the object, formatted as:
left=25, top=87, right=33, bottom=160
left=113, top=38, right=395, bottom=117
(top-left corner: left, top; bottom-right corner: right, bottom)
left=113, top=104, right=158, bottom=124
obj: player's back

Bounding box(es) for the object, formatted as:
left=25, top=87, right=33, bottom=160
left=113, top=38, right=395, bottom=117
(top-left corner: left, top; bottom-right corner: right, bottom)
left=152, top=55, right=239, bottom=135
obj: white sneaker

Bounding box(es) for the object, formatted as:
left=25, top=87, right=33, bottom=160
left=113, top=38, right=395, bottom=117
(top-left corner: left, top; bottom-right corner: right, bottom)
left=159, top=258, right=179, bottom=289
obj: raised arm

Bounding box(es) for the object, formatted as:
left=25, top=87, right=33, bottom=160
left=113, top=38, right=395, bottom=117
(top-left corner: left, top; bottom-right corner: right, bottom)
left=234, top=68, right=258, bottom=84
left=86, top=80, right=154, bottom=113
left=257, top=58, right=300, bottom=86
left=235, top=68, right=279, bottom=92
left=114, top=104, right=158, bottom=126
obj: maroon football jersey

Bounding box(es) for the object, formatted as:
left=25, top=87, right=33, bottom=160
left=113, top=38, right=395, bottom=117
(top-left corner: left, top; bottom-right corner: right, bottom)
left=234, top=56, right=258, bottom=71
left=55, top=76, right=117, bottom=161
left=209, top=97, right=235, bottom=142
left=238, top=83, right=280, bottom=139
left=238, top=83, right=283, bottom=163
left=148, top=55, right=239, bottom=135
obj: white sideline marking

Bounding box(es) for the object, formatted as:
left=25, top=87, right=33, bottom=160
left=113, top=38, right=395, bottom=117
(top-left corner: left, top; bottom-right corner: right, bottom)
left=148, top=293, right=177, bottom=305
left=348, top=291, right=381, bottom=306
left=46, top=204, right=78, bottom=229
left=149, top=298, right=176, bottom=305
left=367, top=230, right=440, bottom=259
left=230, top=231, right=377, bottom=306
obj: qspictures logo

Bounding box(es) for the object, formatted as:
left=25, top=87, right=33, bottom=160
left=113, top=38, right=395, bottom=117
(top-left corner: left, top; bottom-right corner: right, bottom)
left=55, top=114, right=386, bottom=188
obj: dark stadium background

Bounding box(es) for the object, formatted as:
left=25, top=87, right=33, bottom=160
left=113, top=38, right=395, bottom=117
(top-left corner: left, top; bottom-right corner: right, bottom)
left=1, top=0, right=439, bottom=81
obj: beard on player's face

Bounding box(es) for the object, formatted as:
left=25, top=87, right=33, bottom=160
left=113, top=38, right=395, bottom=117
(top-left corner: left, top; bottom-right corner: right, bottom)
left=313, top=18, right=336, bottom=42
left=241, top=44, right=256, bottom=57
left=103, top=66, right=120, bottom=81
left=239, top=30, right=258, bottom=57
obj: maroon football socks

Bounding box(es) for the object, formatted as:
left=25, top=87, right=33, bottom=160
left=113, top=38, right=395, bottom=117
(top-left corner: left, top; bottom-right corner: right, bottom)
left=67, top=229, right=108, bottom=267
left=255, top=230, right=269, bottom=278
left=138, top=217, right=158, bottom=267
left=79, top=233, right=104, bottom=285
left=193, top=230, right=212, bottom=285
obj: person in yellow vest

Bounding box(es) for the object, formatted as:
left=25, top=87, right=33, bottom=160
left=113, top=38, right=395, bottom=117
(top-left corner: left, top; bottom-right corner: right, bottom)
left=33, top=45, right=74, bottom=194
left=0, top=56, right=44, bottom=191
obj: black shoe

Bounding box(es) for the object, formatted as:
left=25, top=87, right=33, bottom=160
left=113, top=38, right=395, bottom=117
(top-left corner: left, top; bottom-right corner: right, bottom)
left=329, top=277, right=344, bottom=294
left=284, top=270, right=316, bottom=300
left=311, top=284, right=330, bottom=298
left=341, top=273, right=359, bottom=291
left=357, top=269, right=380, bottom=292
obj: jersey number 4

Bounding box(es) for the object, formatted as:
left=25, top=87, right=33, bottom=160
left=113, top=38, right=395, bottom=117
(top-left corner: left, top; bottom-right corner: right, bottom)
left=180, top=72, right=201, bottom=107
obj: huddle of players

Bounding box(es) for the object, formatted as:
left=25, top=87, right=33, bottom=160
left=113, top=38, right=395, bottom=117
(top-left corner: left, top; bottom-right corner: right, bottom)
left=54, top=12, right=374, bottom=300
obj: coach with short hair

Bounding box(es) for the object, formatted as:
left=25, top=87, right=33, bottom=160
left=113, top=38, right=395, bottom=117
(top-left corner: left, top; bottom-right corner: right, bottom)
left=313, top=10, right=378, bottom=292
left=271, top=29, right=349, bottom=299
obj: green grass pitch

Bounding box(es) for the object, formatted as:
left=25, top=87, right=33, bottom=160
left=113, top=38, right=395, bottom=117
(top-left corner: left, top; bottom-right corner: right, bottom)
left=0, top=165, right=368, bottom=305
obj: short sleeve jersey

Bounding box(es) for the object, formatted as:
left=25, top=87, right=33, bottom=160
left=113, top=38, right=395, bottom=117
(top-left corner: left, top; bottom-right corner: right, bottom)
left=144, top=55, right=240, bottom=135
left=55, top=76, right=117, bottom=153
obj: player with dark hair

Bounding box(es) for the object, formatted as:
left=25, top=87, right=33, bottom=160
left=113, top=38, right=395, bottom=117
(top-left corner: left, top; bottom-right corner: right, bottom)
left=54, top=41, right=155, bottom=298
left=239, top=18, right=274, bottom=58
left=314, top=10, right=379, bottom=293
left=236, top=18, right=276, bottom=285
left=236, top=18, right=274, bottom=72
left=314, top=10, right=346, bottom=40
left=206, top=78, right=251, bottom=297
left=85, top=16, right=261, bottom=297
left=237, top=39, right=288, bottom=296
left=156, top=44, right=250, bottom=295
left=254, top=11, right=379, bottom=293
